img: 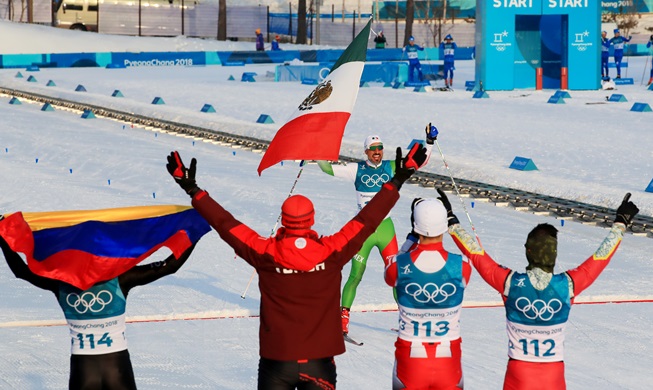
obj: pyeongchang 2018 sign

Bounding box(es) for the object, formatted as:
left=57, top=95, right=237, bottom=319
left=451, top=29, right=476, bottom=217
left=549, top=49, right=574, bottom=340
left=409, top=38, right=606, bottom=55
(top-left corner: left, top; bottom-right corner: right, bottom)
left=602, top=0, right=652, bottom=13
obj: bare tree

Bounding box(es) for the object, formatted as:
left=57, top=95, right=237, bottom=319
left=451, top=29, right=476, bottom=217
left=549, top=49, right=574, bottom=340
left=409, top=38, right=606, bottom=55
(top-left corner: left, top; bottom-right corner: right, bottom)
left=403, top=0, right=414, bottom=47
left=601, top=3, right=639, bottom=37
left=217, top=0, right=226, bottom=41
left=297, top=0, right=307, bottom=44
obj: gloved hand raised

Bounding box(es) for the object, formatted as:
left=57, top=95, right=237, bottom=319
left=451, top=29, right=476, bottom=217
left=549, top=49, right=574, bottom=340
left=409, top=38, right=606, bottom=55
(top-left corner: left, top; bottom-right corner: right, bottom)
left=166, top=151, right=200, bottom=197
left=390, top=143, right=427, bottom=190
left=436, top=188, right=460, bottom=226
left=614, top=193, right=639, bottom=227
left=425, top=122, right=439, bottom=145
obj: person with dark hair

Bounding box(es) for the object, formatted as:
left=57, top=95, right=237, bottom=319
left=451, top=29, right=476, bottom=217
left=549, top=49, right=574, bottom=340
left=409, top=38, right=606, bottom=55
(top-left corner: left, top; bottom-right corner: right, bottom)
left=165, top=144, right=427, bottom=389
left=374, top=30, right=387, bottom=49
left=0, top=236, right=196, bottom=390
left=442, top=189, right=639, bottom=389
left=385, top=197, right=471, bottom=389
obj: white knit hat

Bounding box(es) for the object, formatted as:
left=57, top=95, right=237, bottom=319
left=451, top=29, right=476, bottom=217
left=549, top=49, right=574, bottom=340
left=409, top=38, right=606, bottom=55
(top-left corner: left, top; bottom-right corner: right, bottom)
left=412, top=199, right=448, bottom=237
left=364, top=135, right=383, bottom=150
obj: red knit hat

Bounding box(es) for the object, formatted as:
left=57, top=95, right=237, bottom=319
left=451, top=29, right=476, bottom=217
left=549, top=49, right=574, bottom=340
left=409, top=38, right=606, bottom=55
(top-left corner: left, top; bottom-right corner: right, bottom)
left=281, top=195, right=315, bottom=229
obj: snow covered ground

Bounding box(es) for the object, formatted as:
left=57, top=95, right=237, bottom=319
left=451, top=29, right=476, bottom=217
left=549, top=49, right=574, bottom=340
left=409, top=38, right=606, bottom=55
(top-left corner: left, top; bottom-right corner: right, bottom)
left=1, top=21, right=652, bottom=389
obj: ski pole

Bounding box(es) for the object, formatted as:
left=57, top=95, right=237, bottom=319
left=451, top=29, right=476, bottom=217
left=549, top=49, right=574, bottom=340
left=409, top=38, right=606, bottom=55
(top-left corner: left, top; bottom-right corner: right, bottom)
left=240, top=161, right=306, bottom=299
left=641, top=54, right=650, bottom=86
left=433, top=139, right=482, bottom=247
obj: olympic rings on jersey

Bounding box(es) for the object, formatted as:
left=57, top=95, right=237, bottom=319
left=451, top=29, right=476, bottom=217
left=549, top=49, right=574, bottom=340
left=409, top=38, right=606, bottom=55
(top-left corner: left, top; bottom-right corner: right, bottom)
left=404, top=282, right=457, bottom=304
left=360, top=173, right=390, bottom=188
left=515, top=297, right=562, bottom=321
left=66, top=290, right=113, bottom=314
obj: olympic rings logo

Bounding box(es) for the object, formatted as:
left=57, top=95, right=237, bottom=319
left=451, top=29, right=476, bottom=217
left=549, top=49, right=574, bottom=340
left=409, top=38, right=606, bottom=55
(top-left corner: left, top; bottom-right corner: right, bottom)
left=360, top=173, right=389, bottom=188
left=66, top=290, right=113, bottom=314
left=515, top=297, right=562, bottom=321
left=405, top=282, right=457, bottom=304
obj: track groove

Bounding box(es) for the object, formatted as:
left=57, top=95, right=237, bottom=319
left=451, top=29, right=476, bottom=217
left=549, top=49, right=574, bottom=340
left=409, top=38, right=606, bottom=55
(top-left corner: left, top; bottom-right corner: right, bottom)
left=2, top=86, right=651, bottom=237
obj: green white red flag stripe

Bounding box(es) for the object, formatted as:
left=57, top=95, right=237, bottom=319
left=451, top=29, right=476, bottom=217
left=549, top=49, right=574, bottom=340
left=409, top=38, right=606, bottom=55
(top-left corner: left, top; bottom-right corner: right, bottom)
left=257, top=19, right=372, bottom=175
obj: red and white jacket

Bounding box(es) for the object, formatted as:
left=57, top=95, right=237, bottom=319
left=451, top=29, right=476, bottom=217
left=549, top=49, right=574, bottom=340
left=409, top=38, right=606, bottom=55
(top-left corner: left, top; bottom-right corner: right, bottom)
left=191, top=182, right=401, bottom=361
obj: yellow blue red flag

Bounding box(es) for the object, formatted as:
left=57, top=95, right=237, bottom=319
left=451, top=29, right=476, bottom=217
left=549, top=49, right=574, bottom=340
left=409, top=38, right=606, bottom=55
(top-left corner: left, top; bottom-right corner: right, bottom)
left=0, top=205, right=210, bottom=290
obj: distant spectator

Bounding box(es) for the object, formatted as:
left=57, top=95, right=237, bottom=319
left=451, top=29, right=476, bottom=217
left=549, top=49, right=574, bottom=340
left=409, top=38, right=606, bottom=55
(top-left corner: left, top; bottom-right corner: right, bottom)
left=609, top=29, right=631, bottom=79
left=600, top=31, right=610, bottom=80
left=439, top=34, right=457, bottom=89
left=255, top=28, right=265, bottom=52
left=271, top=35, right=282, bottom=51
left=646, top=35, right=653, bottom=85
left=374, top=30, right=387, bottom=49
left=403, top=36, right=424, bottom=83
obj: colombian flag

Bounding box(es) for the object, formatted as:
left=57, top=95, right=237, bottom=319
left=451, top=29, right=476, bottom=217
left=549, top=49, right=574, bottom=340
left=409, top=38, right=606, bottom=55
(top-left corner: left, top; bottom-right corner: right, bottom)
left=0, top=205, right=211, bottom=290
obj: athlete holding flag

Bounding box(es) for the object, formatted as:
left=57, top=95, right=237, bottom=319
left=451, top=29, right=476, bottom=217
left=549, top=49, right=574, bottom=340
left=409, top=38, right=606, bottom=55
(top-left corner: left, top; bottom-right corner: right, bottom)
left=0, top=236, right=196, bottom=390
left=317, top=125, right=436, bottom=336
left=445, top=189, right=639, bottom=389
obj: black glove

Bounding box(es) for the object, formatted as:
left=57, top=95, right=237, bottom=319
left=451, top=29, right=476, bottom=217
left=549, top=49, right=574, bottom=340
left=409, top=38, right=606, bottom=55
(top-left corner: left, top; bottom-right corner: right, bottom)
left=0, top=234, right=8, bottom=251
left=390, top=144, right=427, bottom=190
left=425, top=122, right=439, bottom=145
left=614, top=193, right=639, bottom=226
left=436, top=188, right=460, bottom=226
left=166, top=151, right=200, bottom=197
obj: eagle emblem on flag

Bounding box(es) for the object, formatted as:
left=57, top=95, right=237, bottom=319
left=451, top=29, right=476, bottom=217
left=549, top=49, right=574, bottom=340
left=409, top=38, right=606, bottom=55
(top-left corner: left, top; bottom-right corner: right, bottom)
left=299, top=80, right=333, bottom=111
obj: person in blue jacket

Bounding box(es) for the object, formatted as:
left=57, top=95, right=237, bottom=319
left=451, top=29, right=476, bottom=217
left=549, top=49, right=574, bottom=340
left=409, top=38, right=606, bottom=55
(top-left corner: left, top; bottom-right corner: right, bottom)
left=439, top=34, right=457, bottom=89
left=646, top=35, right=653, bottom=85
left=600, top=31, right=611, bottom=80
left=255, top=28, right=265, bottom=52
left=271, top=35, right=282, bottom=51
left=609, top=29, right=631, bottom=79
left=403, top=36, right=424, bottom=83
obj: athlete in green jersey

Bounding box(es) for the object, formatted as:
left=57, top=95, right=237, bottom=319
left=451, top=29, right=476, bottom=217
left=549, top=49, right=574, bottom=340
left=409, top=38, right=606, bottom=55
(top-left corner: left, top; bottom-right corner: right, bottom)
left=317, top=127, right=436, bottom=334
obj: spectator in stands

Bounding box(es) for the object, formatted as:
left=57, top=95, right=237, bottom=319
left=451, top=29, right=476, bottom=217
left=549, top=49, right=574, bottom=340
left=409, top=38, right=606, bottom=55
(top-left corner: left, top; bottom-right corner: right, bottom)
left=374, top=30, right=387, bottom=49
left=255, top=28, right=265, bottom=52
left=271, top=35, right=282, bottom=51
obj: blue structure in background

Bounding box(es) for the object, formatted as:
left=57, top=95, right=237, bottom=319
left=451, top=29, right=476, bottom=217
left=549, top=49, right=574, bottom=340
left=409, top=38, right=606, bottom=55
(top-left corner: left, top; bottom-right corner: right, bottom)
left=476, top=1, right=600, bottom=90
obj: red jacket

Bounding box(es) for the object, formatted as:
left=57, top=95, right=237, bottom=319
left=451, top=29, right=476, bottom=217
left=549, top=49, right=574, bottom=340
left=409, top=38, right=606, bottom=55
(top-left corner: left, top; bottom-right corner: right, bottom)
left=191, top=182, right=400, bottom=360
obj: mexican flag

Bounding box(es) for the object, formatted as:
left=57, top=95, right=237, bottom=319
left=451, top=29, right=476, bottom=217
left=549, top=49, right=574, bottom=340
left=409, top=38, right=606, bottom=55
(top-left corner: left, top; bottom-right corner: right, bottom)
left=257, top=19, right=372, bottom=175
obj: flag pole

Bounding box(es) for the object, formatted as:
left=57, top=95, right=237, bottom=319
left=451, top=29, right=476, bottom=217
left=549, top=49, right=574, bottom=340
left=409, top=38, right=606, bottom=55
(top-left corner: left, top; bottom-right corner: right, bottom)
left=241, top=161, right=306, bottom=299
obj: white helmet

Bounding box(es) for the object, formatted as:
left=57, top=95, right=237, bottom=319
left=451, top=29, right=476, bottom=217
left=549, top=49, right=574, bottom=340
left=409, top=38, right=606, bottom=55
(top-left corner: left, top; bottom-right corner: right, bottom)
left=412, top=199, right=448, bottom=237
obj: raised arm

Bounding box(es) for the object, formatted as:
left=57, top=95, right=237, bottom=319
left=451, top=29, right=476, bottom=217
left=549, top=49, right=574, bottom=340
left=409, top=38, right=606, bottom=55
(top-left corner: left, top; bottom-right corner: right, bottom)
left=119, top=243, right=196, bottom=295
left=0, top=235, right=58, bottom=293
left=566, top=194, right=638, bottom=297
left=316, top=160, right=358, bottom=181
left=438, top=189, right=511, bottom=294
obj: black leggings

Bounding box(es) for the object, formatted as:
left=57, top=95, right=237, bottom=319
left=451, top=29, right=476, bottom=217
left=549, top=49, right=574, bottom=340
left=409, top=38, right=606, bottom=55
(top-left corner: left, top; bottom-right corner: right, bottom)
left=258, top=357, right=337, bottom=390
left=69, top=350, right=137, bottom=390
